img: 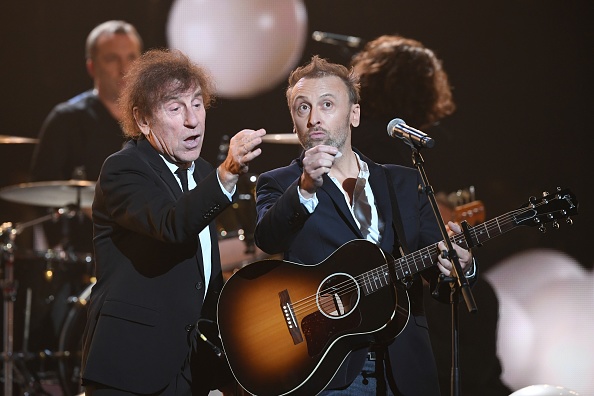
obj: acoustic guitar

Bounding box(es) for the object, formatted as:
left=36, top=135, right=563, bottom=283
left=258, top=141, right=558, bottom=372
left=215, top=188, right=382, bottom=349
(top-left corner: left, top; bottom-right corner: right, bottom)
left=217, top=188, right=577, bottom=396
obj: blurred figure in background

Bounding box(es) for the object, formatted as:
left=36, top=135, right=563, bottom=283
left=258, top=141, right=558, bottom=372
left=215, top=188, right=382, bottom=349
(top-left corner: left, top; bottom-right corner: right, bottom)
left=350, top=34, right=455, bottom=165
left=21, top=20, right=142, bottom=370
left=30, top=20, right=142, bottom=254
left=351, top=34, right=511, bottom=395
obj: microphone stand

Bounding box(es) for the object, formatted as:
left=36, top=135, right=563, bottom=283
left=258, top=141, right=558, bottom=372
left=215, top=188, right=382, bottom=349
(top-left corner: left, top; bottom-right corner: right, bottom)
left=406, top=142, right=477, bottom=396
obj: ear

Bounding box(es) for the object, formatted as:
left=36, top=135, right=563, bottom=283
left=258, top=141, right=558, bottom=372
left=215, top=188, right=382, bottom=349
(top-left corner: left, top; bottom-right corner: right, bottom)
left=86, top=58, right=95, bottom=79
left=350, top=103, right=361, bottom=128
left=133, top=107, right=150, bottom=137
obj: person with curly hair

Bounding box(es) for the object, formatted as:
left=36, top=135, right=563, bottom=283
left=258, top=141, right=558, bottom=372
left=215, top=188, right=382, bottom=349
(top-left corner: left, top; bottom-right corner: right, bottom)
left=350, top=35, right=455, bottom=165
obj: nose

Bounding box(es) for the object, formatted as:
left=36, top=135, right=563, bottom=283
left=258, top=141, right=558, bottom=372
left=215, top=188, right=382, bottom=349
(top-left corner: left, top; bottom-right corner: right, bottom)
left=184, top=108, right=199, bottom=129
left=307, top=108, right=320, bottom=128
left=120, top=57, right=136, bottom=76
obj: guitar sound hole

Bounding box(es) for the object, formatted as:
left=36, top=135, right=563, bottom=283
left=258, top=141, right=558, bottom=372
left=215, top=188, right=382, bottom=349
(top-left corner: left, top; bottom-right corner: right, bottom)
left=316, top=273, right=360, bottom=319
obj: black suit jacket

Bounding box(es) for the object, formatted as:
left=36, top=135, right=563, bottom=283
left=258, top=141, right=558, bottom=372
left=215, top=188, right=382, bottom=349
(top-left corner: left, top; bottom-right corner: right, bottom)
left=82, top=138, right=232, bottom=393
left=254, top=150, right=444, bottom=395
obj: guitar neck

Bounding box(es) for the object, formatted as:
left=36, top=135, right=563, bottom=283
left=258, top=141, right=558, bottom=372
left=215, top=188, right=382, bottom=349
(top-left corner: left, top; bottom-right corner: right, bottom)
left=361, top=188, right=577, bottom=294
left=393, top=209, right=522, bottom=280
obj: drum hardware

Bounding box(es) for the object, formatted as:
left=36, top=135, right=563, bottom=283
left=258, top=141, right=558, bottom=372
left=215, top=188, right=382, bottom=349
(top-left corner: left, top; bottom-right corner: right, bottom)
left=2, top=222, right=21, bottom=396
left=1, top=214, right=93, bottom=395
left=0, top=135, right=39, bottom=144
left=57, top=281, right=94, bottom=396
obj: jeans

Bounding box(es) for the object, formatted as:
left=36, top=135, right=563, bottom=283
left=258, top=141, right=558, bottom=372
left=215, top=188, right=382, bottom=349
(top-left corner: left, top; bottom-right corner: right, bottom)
left=319, top=358, right=395, bottom=396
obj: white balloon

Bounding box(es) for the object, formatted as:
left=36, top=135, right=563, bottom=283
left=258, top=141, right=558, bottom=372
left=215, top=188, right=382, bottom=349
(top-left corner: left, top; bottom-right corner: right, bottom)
left=486, top=248, right=582, bottom=302
left=488, top=249, right=594, bottom=395
left=493, top=289, right=536, bottom=390
left=509, top=384, right=581, bottom=395
left=523, top=275, right=594, bottom=395
left=167, top=0, right=308, bottom=98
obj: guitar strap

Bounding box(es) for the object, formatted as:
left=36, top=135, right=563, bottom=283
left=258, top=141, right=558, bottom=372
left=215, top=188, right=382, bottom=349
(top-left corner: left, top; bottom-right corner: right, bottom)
left=382, top=165, right=410, bottom=256
left=378, top=165, right=408, bottom=396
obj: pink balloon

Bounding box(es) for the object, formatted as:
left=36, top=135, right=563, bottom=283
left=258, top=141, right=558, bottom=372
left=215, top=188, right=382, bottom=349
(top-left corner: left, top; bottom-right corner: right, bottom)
left=167, top=0, right=308, bottom=98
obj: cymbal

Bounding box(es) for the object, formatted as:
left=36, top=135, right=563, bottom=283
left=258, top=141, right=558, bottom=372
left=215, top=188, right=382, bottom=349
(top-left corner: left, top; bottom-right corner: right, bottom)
left=261, top=134, right=300, bottom=145
left=0, top=135, right=39, bottom=144
left=0, top=180, right=95, bottom=208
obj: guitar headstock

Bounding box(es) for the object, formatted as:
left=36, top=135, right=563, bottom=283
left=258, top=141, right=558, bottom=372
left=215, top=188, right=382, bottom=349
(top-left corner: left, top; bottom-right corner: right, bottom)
left=515, top=188, right=578, bottom=231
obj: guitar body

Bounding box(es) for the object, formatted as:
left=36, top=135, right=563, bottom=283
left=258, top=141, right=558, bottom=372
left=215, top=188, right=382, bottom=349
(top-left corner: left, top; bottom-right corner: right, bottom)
left=218, top=239, right=410, bottom=396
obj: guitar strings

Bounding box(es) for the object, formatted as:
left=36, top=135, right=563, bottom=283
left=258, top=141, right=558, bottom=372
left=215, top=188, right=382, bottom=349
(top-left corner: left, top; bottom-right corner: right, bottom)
left=288, top=201, right=556, bottom=318
left=288, top=208, right=525, bottom=317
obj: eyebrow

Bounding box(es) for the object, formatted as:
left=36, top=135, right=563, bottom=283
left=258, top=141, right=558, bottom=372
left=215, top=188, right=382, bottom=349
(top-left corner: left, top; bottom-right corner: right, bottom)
left=293, top=92, right=336, bottom=104
left=163, top=88, right=203, bottom=103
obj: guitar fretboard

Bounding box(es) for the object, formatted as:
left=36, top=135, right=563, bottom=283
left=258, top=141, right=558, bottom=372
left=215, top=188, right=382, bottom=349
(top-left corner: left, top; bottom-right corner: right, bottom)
left=360, top=206, right=542, bottom=295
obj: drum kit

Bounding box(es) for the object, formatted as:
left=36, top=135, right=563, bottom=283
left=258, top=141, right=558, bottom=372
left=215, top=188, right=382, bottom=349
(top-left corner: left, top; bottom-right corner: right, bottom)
left=0, top=135, right=94, bottom=395
left=0, top=133, right=300, bottom=394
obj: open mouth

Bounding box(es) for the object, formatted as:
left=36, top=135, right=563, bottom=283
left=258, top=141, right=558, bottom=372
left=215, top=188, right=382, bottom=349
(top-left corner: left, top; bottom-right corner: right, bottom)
left=184, top=135, right=201, bottom=148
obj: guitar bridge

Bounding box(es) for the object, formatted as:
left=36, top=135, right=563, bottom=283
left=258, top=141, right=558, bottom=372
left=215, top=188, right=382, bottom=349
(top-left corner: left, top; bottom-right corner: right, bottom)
left=279, top=289, right=304, bottom=345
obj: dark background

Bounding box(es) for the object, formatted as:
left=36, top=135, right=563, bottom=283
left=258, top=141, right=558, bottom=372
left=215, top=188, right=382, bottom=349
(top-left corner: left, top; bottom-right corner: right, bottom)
left=1, top=0, right=591, bottom=272
left=0, top=1, right=592, bottom=393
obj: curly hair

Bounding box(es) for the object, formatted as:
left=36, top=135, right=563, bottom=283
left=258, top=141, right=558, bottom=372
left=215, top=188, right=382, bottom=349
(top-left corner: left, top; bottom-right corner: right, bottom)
left=351, top=35, right=455, bottom=129
left=286, top=55, right=360, bottom=106
left=119, top=49, right=215, bottom=139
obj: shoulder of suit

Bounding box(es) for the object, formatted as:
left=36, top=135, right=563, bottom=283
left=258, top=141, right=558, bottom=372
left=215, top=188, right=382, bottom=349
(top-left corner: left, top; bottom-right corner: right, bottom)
left=379, top=162, right=417, bottom=175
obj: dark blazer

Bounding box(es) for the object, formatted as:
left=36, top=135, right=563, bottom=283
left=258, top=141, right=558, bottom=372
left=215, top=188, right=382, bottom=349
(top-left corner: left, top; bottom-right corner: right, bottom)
left=254, top=150, right=443, bottom=395
left=81, top=138, right=232, bottom=394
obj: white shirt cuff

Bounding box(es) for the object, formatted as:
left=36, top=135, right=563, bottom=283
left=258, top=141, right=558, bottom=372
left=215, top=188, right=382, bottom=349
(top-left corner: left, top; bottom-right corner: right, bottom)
left=297, top=186, right=318, bottom=213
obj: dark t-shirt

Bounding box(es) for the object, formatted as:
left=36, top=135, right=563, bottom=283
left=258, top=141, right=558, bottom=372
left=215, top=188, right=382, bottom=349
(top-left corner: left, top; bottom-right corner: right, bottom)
left=31, top=89, right=126, bottom=182
left=30, top=89, right=127, bottom=252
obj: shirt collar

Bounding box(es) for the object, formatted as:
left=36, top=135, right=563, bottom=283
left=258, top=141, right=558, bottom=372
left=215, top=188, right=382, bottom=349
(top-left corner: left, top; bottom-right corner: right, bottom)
left=160, top=155, right=195, bottom=177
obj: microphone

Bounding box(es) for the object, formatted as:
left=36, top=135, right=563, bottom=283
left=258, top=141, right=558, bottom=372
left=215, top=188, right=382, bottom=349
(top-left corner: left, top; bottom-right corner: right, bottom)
left=387, top=118, right=436, bottom=149
left=311, top=31, right=363, bottom=48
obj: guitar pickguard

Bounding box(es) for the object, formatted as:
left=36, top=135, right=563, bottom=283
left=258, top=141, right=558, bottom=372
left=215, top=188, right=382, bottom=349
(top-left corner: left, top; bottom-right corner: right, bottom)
left=301, top=307, right=362, bottom=357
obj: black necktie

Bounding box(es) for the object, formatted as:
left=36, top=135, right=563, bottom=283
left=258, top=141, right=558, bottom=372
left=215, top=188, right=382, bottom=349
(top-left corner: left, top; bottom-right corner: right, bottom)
left=176, top=167, right=189, bottom=192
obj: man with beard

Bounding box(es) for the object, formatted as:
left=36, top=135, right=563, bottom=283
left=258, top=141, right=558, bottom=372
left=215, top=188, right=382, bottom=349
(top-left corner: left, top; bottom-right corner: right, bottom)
left=254, top=55, right=476, bottom=395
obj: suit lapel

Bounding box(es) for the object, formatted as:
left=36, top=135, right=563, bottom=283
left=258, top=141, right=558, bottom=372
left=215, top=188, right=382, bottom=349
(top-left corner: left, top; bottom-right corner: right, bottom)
left=318, top=173, right=362, bottom=237
left=366, top=160, right=396, bottom=252
left=137, top=138, right=182, bottom=199
left=137, top=138, right=210, bottom=282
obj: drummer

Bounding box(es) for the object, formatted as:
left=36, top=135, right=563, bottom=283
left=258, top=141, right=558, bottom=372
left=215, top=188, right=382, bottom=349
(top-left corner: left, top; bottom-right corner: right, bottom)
left=29, top=20, right=143, bottom=253
left=18, top=21, right=142, bottom=351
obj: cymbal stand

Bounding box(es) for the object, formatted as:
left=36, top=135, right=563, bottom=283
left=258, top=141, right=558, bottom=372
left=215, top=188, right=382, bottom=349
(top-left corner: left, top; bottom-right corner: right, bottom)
left=2, top=218, right=60, bottom=395
left=1, top=222, right=17, bottom=396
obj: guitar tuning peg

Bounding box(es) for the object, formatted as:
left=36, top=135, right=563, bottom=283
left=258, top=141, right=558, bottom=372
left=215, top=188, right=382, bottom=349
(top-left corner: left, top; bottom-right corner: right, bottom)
left=566, top=217, right=573, bottom=226
left=539, top=224, right=547, bottom=233
left=552, top=221, right=560, bottom=229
